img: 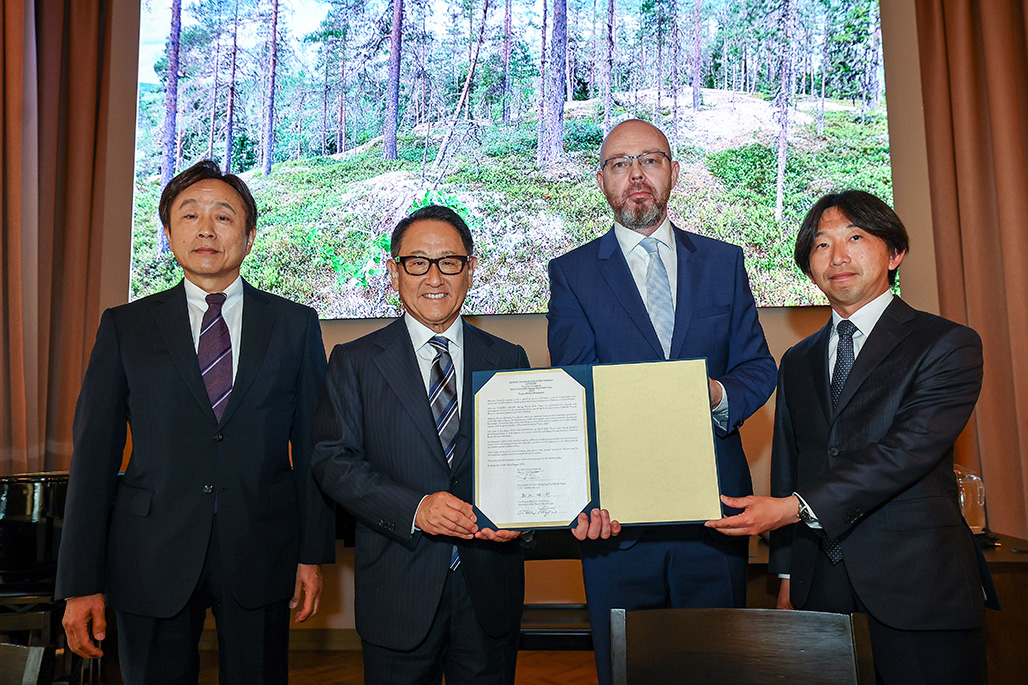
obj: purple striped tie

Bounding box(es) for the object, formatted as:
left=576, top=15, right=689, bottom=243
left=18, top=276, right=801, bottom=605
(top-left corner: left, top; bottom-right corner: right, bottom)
left=198, top=293, right=232, bottom=421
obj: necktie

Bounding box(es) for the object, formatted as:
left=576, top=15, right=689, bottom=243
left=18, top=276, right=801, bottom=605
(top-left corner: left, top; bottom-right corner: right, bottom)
left=822, top=319, right=857, bottom=565
left=428, top=335, right=461, bottom=571
left=428, top=336, right=459, bottom=465
left=640, top=237, right=674, bottom=359
left=831, top=320, right=857, bottom=407
left=198, top=293, right=232, bottom=421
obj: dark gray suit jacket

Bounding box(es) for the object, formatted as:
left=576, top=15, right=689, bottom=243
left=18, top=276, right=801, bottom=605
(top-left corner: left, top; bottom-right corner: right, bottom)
left=769, top=297, right=995, bottom=630
left=311, top=317, right=528, bottom=651
left=56, top=280, right=335, bottom=616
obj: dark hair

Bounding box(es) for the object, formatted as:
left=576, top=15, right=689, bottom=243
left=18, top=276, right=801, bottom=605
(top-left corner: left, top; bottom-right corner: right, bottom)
left=158, top=160, right=258, bottom=235
left=390, top=205, right=474, bottom=257
left=795, top=190, right=910, bottom=285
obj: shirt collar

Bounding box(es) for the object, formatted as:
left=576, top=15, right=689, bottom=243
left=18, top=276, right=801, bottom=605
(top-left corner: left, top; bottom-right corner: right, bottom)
left=831, top=289, right=894, bottom=336
left=404, top=313, right=464, bottom=352
left=183, top=274, right=243, bottom=308
left=613, top=216, right=675, bottom=255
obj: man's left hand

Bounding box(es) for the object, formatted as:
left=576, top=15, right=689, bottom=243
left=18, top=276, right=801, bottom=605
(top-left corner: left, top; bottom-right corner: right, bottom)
left=291, top=564, right=322, bottom=623
left=704, top=494, right=798, bottom=536
left=708, top=378, right=723, bottom=409
left=474, top=528, right=522, bottom=542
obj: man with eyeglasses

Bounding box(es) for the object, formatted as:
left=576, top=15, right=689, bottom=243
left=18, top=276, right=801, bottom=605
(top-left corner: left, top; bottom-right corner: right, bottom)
left=311, top=205, right=529, bottom=685
left=547, top=119, right=776, bottom=684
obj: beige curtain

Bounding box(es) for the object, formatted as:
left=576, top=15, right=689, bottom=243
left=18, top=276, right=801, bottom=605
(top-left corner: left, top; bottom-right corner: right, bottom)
left=0, top=0, right=111, bottom=475
left=917, top=0, right=1028, bottom=538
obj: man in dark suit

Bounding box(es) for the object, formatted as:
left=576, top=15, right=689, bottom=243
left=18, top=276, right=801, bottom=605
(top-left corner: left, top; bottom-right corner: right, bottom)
left=706, top=190, right=995, bottom=683
left=547, top=119, right=777, bottom=684
left=56, top=161, right=336, bottom=684
left=311, top=205, right=528, bottom=685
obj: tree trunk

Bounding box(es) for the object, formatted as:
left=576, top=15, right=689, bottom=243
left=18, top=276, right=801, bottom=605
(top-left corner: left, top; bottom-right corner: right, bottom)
left=538, top=0, right=567, bottom=166
left=818, top=6, right=829, bottom=136
left=261, top=0, right=279, bottom=176
left=536, top=0, right=548, bottom=153
left=384, top=0, right=404, bottom=159
left=158, top=0, right=182, bottom=253
left=206, top=24, right=221, bottom=162
left=224, top=0, right=240, bottom=173
left=432, top=0, right=491, bottom=175
left=692, top=0, right=702, bottom=110
left=603, top=0, right=613, bottom=134
left=671, top=0, right=679, bottom=142
left=775, top=0, right=792, bottom=222
left=337, top=31, right=347, bottom=154
left=321, top=54, right=329, bottom=155
left=501, top=0, right=513, bottom=124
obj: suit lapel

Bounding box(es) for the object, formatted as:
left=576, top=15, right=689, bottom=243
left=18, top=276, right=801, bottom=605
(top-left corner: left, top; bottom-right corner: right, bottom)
left=596, top=227, right=665, bottom=358
left=807, top=320, right=833, bottom=424
left=373, top=318, right=448, bottom=467
left=669, top=225, right=697, bottom=358
left=450, top=321, right=498, bottom=474
left=218, top=281, right=273, bottom=427
left=832, top=297, right=915, bottom=417
left=152, top=282, right=216, bottom=420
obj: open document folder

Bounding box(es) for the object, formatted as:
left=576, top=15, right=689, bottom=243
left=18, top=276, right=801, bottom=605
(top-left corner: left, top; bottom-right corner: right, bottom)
left=472, top=359, right=722, bottom=530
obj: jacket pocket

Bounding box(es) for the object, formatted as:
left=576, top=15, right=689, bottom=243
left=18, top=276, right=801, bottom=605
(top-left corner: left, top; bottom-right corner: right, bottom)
left=113, top=483, right=154, bottom=517
left=883, top=496, right=962, bottom=531
left=696, top=304, right=731, bottom=319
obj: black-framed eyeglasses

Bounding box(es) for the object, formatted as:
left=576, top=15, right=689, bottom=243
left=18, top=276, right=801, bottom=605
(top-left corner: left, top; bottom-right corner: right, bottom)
left=601, top=150, right=671, bottom=174
left=394, top=255, right=470, bottom=276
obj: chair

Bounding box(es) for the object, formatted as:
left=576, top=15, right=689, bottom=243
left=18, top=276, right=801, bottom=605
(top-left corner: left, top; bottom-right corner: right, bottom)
left=610, top=607, right=875, bottom=685
left=0, top=643, right=53, bottom=685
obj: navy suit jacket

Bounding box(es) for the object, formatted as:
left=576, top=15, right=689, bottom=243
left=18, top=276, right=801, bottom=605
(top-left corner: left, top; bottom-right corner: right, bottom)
left=311, top=317, right=528, bottom=651
left=768, top=297, right=996, bottom=630
left=547, top=224, right=776, bottom=543
left=56, top=281, right=336, bottom=616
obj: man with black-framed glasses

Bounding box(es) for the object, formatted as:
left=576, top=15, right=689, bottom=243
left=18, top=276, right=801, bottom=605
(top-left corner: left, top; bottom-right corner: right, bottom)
left=547, top=119, right=777, bottom=685
left=311, top=205, right=529, bottom=684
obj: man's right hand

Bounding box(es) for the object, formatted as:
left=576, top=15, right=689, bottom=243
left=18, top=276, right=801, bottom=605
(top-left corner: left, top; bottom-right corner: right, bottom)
left=63, top=593, right=106, bottom=658
left=572, top=508, right=621, bottom=541
left=415, top=492, right=478, bottom=538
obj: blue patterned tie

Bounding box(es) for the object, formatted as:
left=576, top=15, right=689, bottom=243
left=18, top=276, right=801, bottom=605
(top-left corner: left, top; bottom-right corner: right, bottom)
left=640, top=237, right=674, bottom=359
left=198, top=293, right=232, bottom=421
left=428, top=335, right=461, bottom=571
left=822, top=319, right=857, bottom=565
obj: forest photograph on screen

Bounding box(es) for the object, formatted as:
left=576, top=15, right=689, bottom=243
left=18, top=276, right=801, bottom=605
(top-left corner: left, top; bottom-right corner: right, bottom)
left=131, top=0, right=890, bottom=317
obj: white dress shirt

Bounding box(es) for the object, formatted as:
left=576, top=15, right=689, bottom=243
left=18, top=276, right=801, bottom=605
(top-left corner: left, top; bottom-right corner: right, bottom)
left=405, top=314, right=465, bottom=533
left=184, top=275, right=244, bottom=382
left=612, top=218, right=729, bottom=428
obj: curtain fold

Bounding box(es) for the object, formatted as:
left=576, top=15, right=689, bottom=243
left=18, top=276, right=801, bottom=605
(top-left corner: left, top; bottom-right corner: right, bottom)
left=0, top=0, right=111, bottom=475
left=1, top=0, right=34, bottom=474
left=916, top=0, right=1028, bottom=538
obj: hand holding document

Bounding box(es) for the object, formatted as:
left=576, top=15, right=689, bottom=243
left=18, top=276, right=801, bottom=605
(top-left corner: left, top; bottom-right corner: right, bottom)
left=473, top=360, right=722, bottom=530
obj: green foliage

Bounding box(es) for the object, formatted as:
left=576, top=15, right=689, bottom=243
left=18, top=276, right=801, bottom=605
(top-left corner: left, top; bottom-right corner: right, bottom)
left=564, top=121, right=604, bottom=152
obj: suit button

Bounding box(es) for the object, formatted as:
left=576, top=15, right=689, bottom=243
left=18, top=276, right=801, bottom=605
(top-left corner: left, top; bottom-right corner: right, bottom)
left=451, top=478, right=459, bottom=487
left=203, top=485, right=214, bottom=493
left=828, top=447, right=839, bottom=456
left=733, top=420, right=743, bottom=429
left=213, top=434, right=223, bottom=442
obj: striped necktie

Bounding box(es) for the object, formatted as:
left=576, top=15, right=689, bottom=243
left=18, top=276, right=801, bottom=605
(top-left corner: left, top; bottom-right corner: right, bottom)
left=198, top=293, right=232, bottom=421
left=428, top=335, right=461, bottom=571
left=428, top=335, right=459, bottom=465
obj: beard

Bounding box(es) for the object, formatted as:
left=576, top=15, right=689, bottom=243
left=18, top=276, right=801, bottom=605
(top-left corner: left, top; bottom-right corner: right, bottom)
left=607, top=182, right=669, bottom=231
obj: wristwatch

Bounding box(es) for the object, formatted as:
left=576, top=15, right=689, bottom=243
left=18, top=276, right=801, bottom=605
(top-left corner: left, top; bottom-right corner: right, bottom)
left=796, top=494, right=817, bottom=525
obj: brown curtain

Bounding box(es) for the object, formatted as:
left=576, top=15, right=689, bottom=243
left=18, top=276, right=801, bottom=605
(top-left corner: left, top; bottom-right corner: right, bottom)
left=0, top=0, right=111, bottom=475
left=917, top=0, right=1028, bottom=538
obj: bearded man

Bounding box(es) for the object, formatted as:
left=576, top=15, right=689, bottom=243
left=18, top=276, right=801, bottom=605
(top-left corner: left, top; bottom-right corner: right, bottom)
left=546, top=119, right=776, bottom=685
